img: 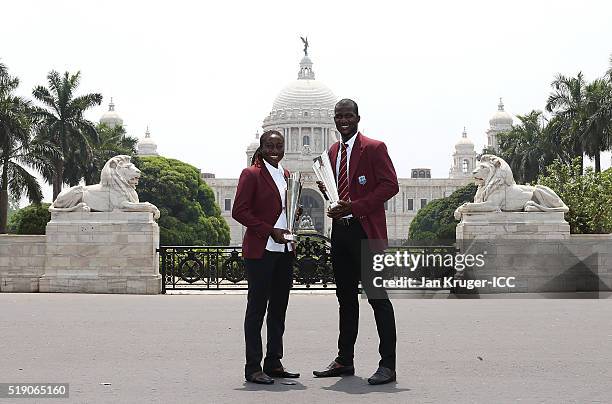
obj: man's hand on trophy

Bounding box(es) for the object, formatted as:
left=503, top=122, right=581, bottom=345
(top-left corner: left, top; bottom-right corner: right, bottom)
left=327, top=200, right=352, bottom=219
left=271, top=228, right=290, bottom=244
left=316, top=181, right=327, bottom=194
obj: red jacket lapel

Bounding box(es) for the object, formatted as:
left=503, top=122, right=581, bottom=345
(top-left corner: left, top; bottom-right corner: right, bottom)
left=329, top=142, right=340, bottom=182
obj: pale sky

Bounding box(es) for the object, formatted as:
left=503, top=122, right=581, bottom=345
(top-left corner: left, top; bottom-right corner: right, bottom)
left=2, top=0, right=611, bottom=203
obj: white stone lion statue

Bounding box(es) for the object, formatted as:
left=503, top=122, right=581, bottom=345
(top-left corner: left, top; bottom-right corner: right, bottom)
left=454, top=154, right=568, bottom=220
left=49, top=155, right=160, bottom=219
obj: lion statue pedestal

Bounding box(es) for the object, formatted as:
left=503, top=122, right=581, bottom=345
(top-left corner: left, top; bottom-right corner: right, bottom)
left=452, top=154, right=582, bottom=295
left=39, top=211, right=161, bottom=294
left=456, top=211, right=570, bottom=242
left=39, top=155, right=161, bottom=294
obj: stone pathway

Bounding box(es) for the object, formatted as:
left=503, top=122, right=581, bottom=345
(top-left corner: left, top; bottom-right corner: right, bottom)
left=1, top=293, right=611, bottom=403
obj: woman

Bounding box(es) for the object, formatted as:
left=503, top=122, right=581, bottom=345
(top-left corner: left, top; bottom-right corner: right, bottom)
left=232, top=130, right=301, bottom=385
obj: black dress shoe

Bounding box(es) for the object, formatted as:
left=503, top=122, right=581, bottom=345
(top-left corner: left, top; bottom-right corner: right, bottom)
left=367, top=366, right=396, bottom=385
left=245, top=371, right=274, bottom=384
left=313, top=361, right=355, bottom=378
left=263, top=367, right=300, bottom=378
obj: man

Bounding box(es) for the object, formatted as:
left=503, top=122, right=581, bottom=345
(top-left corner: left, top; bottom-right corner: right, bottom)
left=313, top=99, right=399, bottom=385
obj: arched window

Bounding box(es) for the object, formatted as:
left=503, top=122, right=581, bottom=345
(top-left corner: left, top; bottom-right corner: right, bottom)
left=303, top=135, right=310, bottom=146
left=462, top=159, right=469, bottom=173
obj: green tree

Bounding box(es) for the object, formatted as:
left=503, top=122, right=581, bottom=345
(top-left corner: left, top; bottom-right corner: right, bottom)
left=134, top=156, right=230, bottom=245
left=408, top=184, right=477, bottom=241
left=497, top=110, right=554, bottom=184
left=7, top=203, right=51, bottom=235
left=0, top=62, right=56, bottom=233
left=538, top=158, right=612, bottom=234
left=32, top=71, right=102, bottom=200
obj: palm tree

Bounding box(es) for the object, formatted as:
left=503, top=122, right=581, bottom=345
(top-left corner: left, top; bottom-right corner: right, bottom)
left=0, top=63, right=57, bottom=233
left=545, top=73, right=588, bottom=174
left=581, top=78, right=612, bottom=172
left=64, top=123, right=138, bottom=185
left=497, top=110, right=553, bottom=184
left=32, top=71, right=102, bottom=200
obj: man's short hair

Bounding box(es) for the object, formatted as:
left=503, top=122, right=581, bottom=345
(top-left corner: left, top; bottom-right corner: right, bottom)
left=335, top=98, right=359, bottom=116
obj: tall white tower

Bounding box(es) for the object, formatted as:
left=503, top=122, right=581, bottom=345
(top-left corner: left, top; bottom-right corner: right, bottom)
left=486, top=98, right=513, bottom=151
left=450, top=127, right=477, bottom=178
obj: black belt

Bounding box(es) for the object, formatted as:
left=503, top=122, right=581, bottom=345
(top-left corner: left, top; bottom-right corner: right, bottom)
left=333, top=217, right=358, bottom=226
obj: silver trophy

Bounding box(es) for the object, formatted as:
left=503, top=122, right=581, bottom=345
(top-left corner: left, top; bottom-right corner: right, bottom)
left=312, top=151, right=340, bottom=209
left=284, top=171, right=302, bottom=241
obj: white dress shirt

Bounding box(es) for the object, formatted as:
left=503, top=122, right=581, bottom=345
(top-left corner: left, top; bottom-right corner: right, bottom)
left=263, top=159, right=293, bottom=252
left=335, top=132, right=357, bottom=218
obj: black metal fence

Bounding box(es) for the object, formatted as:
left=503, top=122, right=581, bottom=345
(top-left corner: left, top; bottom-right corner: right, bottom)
left=158, top=233, right=333, bottom=293
left=158, top=235, right=457, bottom=293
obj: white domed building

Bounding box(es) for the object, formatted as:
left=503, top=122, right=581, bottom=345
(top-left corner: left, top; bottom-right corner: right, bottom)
left=137, top=127, right=159, bottom=157
left=205, top=46, right=497, bottom=244
left=486, top=98, right=513, bottom=151
left=449, top=128, right=477, bottom=178
left=99, top=98, right=123, bottom=128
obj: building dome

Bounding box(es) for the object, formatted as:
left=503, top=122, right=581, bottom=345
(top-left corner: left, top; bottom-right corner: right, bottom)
left=137, top=127, right=158, bottom=156
left=272, top=78, right=337, bottom=111
left=99, top=98, right=123, bottom=128
left=455, top=127, right=474, bottom=149
left=489, top=98, right=513, bottom=126
left=270, top=56, right=337, bottom=112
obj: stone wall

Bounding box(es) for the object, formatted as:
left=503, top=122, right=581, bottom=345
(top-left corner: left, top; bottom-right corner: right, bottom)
left=0, top=235, right=46, bottom=292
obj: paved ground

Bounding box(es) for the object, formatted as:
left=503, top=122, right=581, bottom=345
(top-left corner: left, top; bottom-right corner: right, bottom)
left=1, top=293, right=611, bottom=404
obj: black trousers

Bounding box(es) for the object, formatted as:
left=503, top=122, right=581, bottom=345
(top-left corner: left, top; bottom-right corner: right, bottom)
left=244, top=250, right=294, bottom=377
left=331, top=219, right=397, bottom=370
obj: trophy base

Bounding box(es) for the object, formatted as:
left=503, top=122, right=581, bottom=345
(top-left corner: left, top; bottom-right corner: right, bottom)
left=283, top=233, right=296, bottom=241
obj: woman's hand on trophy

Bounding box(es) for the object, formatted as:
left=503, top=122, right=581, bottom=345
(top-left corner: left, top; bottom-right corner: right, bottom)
left=271, top=228, right=290, bottom=244
left=327, top=200, right=352, bottom=219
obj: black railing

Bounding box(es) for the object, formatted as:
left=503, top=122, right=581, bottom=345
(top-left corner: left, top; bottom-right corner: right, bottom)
left=158, top=235, right=458, bottom=293
left=158, top=233, right=334, bottom=292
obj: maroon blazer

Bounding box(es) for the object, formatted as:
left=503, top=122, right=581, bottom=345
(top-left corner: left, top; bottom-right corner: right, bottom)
left=329, top=132, right=399, bottom=250
left=232, top=162, right=290, bottom=259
